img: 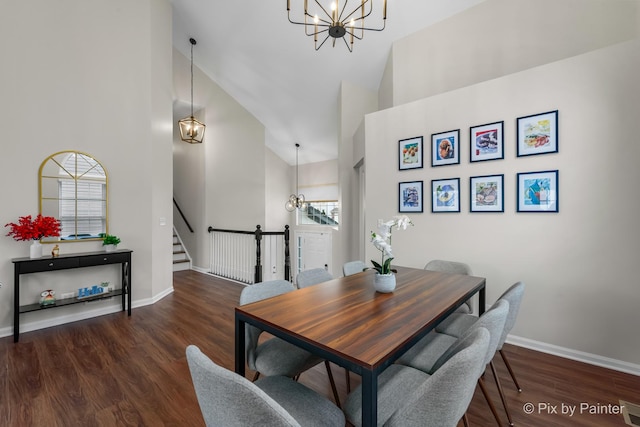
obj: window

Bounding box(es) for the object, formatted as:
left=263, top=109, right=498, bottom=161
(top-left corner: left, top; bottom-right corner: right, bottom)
left=297, top=201, right=339, bottom=226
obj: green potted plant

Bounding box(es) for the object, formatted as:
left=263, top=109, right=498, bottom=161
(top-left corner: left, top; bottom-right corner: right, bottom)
left=102, top=234, right=121, bottom=252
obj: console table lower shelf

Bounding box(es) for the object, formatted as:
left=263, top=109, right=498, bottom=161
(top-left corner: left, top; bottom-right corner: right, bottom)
left=19, top=289, right=124, bottom=314
left=12, top=249, right=132, bottom=342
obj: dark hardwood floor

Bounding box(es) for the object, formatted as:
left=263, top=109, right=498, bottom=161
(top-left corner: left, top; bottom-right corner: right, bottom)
left=1, top=270, right=637, bottom=426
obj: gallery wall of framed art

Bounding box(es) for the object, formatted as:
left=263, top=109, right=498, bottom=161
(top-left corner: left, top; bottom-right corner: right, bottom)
left=395, top=109, right=559, bottom=215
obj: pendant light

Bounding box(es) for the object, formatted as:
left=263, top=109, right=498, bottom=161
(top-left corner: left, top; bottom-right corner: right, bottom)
left=285, top=144, right=307, bottom=212
left=286, top=0, right=387, bottom=52
left=179, top=38, right=206, bottom=144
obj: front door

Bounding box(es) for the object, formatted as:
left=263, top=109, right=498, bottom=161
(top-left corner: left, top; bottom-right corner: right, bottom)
left=295, top=231, right=332, bottom=279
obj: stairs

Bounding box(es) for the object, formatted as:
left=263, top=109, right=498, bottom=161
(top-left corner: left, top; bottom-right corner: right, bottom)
left=173, top=230, right=191, bottom=271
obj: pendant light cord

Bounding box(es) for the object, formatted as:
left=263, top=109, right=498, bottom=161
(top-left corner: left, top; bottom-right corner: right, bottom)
left=295, top=143, right=300, bottom=196
left=189, top=38, right=196, bottom=118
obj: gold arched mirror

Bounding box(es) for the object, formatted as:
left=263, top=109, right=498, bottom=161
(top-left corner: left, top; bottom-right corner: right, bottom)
left=39, top=151, right=108, bottom=243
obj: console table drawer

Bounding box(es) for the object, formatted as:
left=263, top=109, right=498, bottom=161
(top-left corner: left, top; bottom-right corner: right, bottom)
left=18, top=257, right=80, bottom=273
left=79, top=252, right=130, bottom=266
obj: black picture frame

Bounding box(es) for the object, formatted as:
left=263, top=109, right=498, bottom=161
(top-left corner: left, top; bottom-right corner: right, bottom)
left=470, top=174, right=504, bottom=212
left=517, top=170, right=559, bottom=212
left=398, top=136, right=423, bottom=170
left=470, top=121, right=504, bottom=163
left=399, top=181, right=423, bottom=213
left=431, top=178, right=460, bottom=213
left=516, top=110, right=559, bottom=157
left=431, top=129, right=460, bottom=167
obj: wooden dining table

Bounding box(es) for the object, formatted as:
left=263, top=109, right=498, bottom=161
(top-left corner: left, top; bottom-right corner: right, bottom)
left=235, top=266, right=486, bottom=426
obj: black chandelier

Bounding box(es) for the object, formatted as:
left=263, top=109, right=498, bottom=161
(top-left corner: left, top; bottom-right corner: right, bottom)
left=287, top=0, right=387, bottom=52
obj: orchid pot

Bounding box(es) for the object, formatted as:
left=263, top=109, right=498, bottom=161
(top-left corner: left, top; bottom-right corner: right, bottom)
left=374, top=273, right=396, bottom=293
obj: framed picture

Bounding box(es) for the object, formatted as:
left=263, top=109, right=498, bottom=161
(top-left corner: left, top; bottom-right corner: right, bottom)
left=470, top=121, right=504, bottom=162
left=398, top=136, right=423, bottom=170
left=517, top=170, right=559, bottom=212
left=431, top=130, right=460, bottom=167
left=431, top=178, right=460, bottom=213
left=399, top=181, right=423, bottom=213
left=470, top=174, right=504, bottom=212
left=517, top=110, right=558, bottom=156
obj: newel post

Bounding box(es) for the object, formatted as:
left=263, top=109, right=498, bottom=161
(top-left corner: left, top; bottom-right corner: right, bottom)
left=254, top=225, right=263, bottom=283
left=284, top=225, right=291, bottom=282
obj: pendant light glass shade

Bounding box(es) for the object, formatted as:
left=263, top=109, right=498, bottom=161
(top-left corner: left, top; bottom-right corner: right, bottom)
left=179, top=116, right=206, bottom=144
left=179, top=38, right=205, bottom=144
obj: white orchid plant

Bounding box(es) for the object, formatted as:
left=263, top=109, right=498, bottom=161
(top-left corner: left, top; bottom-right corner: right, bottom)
left=370, top=215, right=414, bottom=275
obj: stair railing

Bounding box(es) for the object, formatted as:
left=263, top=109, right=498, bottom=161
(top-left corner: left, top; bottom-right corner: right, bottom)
left=207, top=225, right=290, bottom=284
left=173, top=197, right=194, bottom=233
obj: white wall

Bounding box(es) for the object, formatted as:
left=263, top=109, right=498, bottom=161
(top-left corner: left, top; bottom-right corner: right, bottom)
left=392, top=0, right=638, bottom=107
left=173, top=47, right=268, bottom=270
left=365, top=37, right=640, bottom=369
left=0, top=0, right=173, bottom=335
left=338, top=81, right=379, bottom=270
left=265, top=147, right=292, bottom=231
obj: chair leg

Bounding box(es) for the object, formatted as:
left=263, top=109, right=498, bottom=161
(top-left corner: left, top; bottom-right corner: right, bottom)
left=478, top=378, right=503, bottom=426
left=490, top=361, right=513, bottom=426
left=345, top=367, right=351, bottom=393
left=462, top=413, right=470, bottom=427
left=499, top=349, right=522, bottom=392
left=324, top=360, right=341, bottom=409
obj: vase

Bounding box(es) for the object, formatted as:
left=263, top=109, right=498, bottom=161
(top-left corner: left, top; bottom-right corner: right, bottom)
left=30, top=241, right=43, bottom=259
left=104, top=244, right=117, bottom=252
left=374, top=273, right=396, bottom=293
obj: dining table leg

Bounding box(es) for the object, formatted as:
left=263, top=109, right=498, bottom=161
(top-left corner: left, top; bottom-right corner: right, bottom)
left=361, top=370, right=377, bottom=426
left=235, top=315, right=246, bottom=376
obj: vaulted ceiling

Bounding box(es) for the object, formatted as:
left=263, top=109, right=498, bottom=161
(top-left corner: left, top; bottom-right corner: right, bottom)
left=170, top=0, right=484, bottom=165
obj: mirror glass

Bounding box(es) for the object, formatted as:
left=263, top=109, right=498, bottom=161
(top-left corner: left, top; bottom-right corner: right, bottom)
left=39, top=151, right=108, bottom=242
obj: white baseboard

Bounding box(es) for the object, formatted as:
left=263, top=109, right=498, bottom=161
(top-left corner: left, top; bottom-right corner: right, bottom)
left=0, top=287, right=175, bottom=340
left=507, top=334, right=640, bottom=377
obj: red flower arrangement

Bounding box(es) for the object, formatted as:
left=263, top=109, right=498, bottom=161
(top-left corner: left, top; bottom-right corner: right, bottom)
left=5, top=214, right=62, bottom=241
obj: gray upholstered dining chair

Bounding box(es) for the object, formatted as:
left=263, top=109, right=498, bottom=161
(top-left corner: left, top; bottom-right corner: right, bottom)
left=397, top=299, right=510, bottom=426
left=342, top=260, right=367, bottom=276
left=239, top=279, right=341, bottom=407
left=436, top=281, right=526, bottom=425
left=344, top=328, right=491, bottom=427
left=424, top=259, right=474, bottom=313
left=186, top=345, right=345, bottom=427
left=296, top=267, right=333, bottom=288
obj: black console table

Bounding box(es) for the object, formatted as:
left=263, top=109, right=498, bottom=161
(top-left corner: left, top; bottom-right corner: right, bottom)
left=12, top=249, right=132, bottom=342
